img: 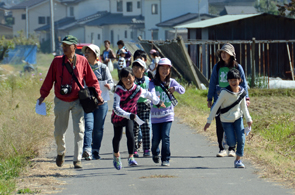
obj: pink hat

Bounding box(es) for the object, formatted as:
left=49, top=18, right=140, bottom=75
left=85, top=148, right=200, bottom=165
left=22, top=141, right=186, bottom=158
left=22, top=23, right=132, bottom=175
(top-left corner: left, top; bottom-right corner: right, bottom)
left=149, top=49, right=157, bottom=55
left=158, top=58, right=172, bottom=66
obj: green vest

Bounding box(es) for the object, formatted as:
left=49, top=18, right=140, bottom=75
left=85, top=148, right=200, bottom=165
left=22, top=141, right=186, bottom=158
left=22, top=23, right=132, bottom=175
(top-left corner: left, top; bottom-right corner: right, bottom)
left=136, top=76, right=149, bottom=103
left=218, top=67, right=230, bottom=88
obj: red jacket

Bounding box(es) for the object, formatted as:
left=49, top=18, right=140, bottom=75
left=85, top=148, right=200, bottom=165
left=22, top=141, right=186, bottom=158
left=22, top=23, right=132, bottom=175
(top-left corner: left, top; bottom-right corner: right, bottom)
left=40, top=54, right=101, bottom=102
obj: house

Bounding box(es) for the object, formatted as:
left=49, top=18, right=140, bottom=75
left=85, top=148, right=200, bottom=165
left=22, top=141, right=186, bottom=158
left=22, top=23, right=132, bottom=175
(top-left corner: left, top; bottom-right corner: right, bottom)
left=9, top=0, right=67, bottom=37
left=143, top=0, right=209, bottom=40
left=175, top=13, right=295, bottom=79
left=220, top=6, right=258, bottom=15
left=209, top=0, right=256, bottom=14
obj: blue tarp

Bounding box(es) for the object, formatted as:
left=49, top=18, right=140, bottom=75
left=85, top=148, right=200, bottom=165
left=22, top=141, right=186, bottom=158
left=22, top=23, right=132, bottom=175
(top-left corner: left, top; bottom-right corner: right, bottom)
left=1, top=45, right=37, bottom=65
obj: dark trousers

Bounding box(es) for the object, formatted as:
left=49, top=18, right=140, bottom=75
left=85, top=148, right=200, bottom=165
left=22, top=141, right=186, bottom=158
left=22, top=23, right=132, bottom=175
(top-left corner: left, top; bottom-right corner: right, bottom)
left=133, top=102, right=151, bottom=151
left=215, top=115, right=235, bottom=151
left=112, top=120, right=134, bottom=154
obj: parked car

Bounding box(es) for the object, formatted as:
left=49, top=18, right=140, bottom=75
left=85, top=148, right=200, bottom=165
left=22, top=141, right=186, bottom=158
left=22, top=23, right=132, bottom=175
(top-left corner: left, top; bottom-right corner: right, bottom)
left=76, top=43, right=91, bottom=55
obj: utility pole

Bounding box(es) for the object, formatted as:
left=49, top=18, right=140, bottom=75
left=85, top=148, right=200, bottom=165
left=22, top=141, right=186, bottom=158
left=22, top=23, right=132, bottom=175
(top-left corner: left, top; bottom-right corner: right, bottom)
left=26, top=6, right=28, bottom=38
left=50, top=0, right=55, bottom=53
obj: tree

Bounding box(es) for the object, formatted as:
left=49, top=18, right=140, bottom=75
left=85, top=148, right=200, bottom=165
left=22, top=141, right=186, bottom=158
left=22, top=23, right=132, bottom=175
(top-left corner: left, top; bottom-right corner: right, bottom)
left=0, top=36, right=14, bottom=62
left=277, top=0, right=295, bottom=17
left=255, top=0, right=280, bottom=15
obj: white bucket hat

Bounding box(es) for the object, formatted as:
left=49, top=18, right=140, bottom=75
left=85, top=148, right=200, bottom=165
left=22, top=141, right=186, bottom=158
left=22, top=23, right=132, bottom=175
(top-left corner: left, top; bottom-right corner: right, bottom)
left=217, top=43, right=236, bottom=60
left=82, top=44, right=100, bottom=59
left=158, top=58, right=172, bottom=66
left=133, top=58, right=146, bottom=69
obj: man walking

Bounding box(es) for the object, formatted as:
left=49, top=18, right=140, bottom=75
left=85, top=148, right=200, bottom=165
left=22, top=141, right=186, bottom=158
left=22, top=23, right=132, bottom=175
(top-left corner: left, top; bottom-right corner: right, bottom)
left=38, top=35, right=102, bottom=168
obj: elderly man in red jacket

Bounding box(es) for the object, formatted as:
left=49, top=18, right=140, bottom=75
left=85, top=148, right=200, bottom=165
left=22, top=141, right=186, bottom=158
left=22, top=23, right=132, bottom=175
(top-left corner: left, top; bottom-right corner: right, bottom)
left=38, top=35, right=102, bottom=169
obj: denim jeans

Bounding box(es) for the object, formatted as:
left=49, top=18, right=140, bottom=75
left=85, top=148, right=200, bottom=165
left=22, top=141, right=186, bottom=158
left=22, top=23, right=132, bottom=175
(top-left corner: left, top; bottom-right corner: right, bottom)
left=151, top=121, right=172, bottom=162
left=221, top=117, right=245, bottom=157
left=83, top=102, right=108, bottom=154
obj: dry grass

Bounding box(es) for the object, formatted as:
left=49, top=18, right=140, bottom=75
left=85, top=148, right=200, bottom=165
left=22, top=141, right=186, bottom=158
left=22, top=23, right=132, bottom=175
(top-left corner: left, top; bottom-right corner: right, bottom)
left=139, top=174, right=177, bottom=179
left=174, top=88, right=295, bottom=190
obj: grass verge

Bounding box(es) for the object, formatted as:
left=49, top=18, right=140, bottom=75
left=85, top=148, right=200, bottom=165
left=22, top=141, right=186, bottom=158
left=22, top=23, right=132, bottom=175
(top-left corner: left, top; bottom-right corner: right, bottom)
left=0, top=53, right=55, bottom=194
left=174, top=85, right=295, bottom=188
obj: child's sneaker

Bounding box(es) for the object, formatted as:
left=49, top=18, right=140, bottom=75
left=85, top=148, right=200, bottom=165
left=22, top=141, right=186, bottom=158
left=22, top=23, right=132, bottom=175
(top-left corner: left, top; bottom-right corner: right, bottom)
left=228, top=150, right=236, bottom=157
left=128, top=157, right=138, bottom=166
left=92, top=151, right=101, bottom=160
left=234, top=160, right=245, bottom=168
left=161, top=160, right=170, bottom=166
left=152, top=156, right=159, bottom=163
left=113, top=155, right=122, bottom=170
left=134, top=151, right=139, bottom=158
left=143, top=150, right=151, bottom=157
left=216, top=150, right=227, bottom=157
left=82, top=151, right=92, bottom=160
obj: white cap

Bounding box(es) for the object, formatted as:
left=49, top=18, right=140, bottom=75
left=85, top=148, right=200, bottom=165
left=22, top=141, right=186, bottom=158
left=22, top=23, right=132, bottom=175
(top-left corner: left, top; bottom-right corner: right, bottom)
left=82, top=44, right=100, bottom=59
left=119, top=49, right=127, bottom=55
left=133, top=58, right=146, bottom=69
left=158, top=58, right=172, bottom=66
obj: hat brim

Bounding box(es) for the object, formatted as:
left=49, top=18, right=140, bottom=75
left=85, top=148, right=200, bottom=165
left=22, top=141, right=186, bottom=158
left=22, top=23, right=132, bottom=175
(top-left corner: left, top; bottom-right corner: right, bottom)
left=81, top=46, right=89, bottom=54
left=62, top=40, right=75, bottom=45
left=217, top=49, right=236, bottom=60
left=158, top=63, right=172, bottom=67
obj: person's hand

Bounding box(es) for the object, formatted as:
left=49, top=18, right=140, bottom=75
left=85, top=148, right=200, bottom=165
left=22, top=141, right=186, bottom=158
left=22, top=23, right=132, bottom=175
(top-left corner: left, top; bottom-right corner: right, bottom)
left=247, top=121, right=252, bottom=127
left=204, top=123, right=210, bottom=131
left=37, top=97, right=44, bottom=105
left=104, top=83, right=111, bottom=90
left=97, top=96, right=104, bottom=105
left=160, top=102, right=166, bottom=108
left=207, top=101, right=212, bottom=108
left=168, top=87, right=175, bottom=94
left=246, top=100, right=250, bottom=107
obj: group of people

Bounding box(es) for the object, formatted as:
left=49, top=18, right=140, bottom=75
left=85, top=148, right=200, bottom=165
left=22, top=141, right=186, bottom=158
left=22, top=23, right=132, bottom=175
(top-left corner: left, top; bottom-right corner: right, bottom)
left=38, top=35, right=252, bottom=170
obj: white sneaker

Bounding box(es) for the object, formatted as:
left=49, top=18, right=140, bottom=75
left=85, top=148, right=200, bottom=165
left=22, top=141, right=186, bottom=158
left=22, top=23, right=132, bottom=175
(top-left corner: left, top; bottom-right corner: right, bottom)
left=228, top=150, right=236, bottom=157
left=216, top=150, right=227, bottom=157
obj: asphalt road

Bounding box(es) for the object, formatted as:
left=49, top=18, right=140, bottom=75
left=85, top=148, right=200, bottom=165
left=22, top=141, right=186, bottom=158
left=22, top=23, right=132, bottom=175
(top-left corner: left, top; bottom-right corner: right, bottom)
left=50, top=94, right=293, bottom=195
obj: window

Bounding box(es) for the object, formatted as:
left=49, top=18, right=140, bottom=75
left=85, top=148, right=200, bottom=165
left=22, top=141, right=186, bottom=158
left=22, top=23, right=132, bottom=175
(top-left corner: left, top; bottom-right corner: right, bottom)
left=117, top=0, right=123, bottom=12
left=69, top=7, right=74, bottom=16
left=47, top=16, right=50, bottom=24
left=21, top=14, right=26, bottom=20
left=130, top=31, right=134, bottom=39
left=151, top=4, right=158, bottom=14
left=137, top=1, right=141, bottom=9
left=152, top=31, right=158, bottom=40
left=38, top=16, right=45, bottom=24
left=125, top=30, right=127, bottom=38
left=98, top=34, right=101, bottom=40
left=127, top=2, right=133, bottom=12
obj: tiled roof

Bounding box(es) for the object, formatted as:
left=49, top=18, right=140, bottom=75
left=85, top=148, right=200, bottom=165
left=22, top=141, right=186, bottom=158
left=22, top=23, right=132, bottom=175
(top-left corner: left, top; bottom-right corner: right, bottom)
left=85, top=13, right=144, bottom=26
left=221, top=6, right=258, bottom=15
left=156, top=13, right=216, bottom=27
left=35, top=17, right=76, bottom=31
left=9, top=0, right=47, bottom=9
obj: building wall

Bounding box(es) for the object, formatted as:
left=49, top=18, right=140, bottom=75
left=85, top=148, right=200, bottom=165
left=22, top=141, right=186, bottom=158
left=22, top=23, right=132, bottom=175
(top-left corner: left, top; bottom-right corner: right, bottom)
left=143, top=0, right=160, bottom=40
left=74, top=0, right=110, bottom=19
left=85, top=26, right=103, bottom=46
left=0, top=26, right=12, bottom=38
left=12, top=1, right=66, bottom=36
left=69, top=27, right=85, bottom=43
left=110, top=0, right=142, bottom=16
left=108, top=24, right=136, bottom=45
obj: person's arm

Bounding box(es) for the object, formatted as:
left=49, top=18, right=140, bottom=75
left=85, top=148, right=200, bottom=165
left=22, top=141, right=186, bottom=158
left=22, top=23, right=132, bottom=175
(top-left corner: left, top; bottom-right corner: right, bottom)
left=140, top=88, right=164, bottom=107
left=207, top=64, right=218, bottom=107
left=109, top=49, right=116, bottom=59
left=39, top=59, right=56, bottom=104
left=207, top=90, right=226, bottom=124
left=84, top=60, right=102, bottom=97
left=104, top=66, right=114, bottom=90
left=238, top=65, right=249, bottom=100
left=113, top=93, right=135, bottom=120
left=169, top=79, right=185, bottom=94
left=240, top=97, right=252, bottom=124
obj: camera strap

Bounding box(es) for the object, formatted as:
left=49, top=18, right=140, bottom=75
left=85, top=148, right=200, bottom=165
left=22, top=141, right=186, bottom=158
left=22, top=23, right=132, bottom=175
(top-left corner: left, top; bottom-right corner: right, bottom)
left=62, top=55, right=83, bottom=90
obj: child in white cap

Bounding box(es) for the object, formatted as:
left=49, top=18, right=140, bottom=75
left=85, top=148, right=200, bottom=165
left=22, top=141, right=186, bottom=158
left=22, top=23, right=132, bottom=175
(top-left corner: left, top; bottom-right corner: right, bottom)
left=149, top=58, right=185, bottom=166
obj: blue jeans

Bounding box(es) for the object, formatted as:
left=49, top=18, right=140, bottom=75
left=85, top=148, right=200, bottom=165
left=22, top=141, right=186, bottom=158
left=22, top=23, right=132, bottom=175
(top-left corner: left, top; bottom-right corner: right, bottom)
left=83, top=102, right=108, bottom=154
left=221, top=117, right=245, bottom=157
left=151, top=122, right=172, bottom=162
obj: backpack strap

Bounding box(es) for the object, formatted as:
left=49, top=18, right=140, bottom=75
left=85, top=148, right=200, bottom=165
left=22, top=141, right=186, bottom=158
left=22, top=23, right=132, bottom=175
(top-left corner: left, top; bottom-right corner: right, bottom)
left=120, top=85, right=141, bottom=106
left=220, top=90, right=247, bottom=114
left=100, top=63, right=107, bottom=81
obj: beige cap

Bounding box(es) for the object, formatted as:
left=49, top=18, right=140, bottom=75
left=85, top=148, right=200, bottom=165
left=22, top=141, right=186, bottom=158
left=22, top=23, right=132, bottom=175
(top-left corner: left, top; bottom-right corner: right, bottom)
left=217, top=43, right=236, bottom=60
left=82, top=44, right=100, bottom=59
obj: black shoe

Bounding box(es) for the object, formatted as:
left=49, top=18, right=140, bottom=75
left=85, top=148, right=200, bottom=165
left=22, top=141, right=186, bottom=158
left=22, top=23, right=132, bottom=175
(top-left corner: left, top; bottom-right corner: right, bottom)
left=56, top=153, right=65, bottom=167
left=92, top=151, right=101, bottom=160
left=152, top=156, right=159, bottom=163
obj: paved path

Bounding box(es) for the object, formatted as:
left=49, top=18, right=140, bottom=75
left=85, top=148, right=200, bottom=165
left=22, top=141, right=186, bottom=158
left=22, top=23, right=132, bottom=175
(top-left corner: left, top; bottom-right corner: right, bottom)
left=50, top=95, right=293, bottom=195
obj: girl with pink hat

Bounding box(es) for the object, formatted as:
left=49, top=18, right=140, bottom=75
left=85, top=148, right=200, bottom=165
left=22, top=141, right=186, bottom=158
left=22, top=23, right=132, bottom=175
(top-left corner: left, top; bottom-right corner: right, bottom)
left=149, top=58, right=185, bottom=166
